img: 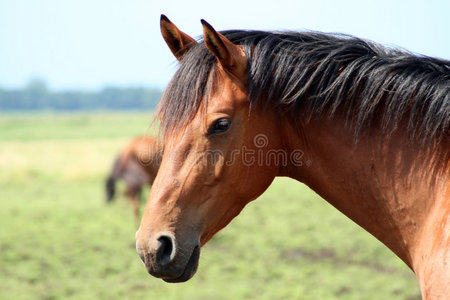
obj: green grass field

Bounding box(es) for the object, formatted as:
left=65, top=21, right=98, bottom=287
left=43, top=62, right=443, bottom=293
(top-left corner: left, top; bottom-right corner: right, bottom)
left=0, top=113, right=421, bottom=299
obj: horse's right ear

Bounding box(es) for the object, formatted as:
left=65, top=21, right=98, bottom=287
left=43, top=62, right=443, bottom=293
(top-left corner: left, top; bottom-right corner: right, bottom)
left=160, top=15, right=197, bottom=61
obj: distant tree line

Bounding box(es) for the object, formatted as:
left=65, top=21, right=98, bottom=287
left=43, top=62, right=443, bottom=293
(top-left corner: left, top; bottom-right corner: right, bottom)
left=0, top=79, right=162, bottom=111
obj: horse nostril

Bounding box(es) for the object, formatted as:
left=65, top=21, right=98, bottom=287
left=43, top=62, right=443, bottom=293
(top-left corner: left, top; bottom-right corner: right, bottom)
left=156, top=235, right=175, bottom=266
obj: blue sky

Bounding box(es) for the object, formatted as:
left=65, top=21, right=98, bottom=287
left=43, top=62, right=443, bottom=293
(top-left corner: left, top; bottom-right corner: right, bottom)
left=0, top=0, right=449, bottom=90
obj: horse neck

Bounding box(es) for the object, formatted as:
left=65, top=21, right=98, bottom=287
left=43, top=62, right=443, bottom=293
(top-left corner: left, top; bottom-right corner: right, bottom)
left=278, top=113, right=449, bottom=287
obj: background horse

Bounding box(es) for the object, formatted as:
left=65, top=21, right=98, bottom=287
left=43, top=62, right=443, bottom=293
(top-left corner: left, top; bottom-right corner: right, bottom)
left=136, top=16, right=449, bottom=298
left=106, top=136, right=161, bottom=222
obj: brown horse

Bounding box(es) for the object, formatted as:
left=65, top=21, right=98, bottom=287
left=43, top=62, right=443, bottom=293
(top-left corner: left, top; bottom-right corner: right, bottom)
left=136, top=15, right=450, bottom=298
left=106, top=136, right=161, bottom=221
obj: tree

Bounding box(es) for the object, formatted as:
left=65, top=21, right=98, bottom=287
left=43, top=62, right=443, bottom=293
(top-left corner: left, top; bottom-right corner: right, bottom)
left=0, top=79, right=162, bottom=111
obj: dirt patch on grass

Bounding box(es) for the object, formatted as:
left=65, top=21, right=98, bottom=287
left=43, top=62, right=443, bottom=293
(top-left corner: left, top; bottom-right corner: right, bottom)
left=281, top=247, right=410, bottom=277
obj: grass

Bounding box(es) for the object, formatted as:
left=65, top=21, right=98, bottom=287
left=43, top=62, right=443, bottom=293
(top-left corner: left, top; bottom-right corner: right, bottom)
left=0, top=112, right=421, bottom=299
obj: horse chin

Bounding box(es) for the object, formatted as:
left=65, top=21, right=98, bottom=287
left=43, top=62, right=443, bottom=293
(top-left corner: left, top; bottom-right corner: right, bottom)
left=163, top=246, right=200, bottom=283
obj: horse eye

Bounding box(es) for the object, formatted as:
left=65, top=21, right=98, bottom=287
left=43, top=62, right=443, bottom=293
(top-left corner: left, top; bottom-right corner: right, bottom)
left=209, top=118, right=231, bottom=135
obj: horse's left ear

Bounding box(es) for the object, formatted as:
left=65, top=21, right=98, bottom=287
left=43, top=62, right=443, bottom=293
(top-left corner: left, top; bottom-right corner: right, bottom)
left=201, top=19, right=247, bottom=85
left=161, top=15, right=197, bottom=61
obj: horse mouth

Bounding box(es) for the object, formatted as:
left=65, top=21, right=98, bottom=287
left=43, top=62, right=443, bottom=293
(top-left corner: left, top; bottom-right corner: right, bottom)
left=163, top=246, right=200, bottom=283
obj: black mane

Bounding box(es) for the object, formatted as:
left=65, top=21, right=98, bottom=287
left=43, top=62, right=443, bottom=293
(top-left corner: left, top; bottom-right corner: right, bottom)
left=157, top=30, right=450, bottom=144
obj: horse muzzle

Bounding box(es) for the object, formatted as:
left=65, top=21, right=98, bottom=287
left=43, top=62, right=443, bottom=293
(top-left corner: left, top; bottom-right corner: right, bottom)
left=136, top=232, right=200, bottom=283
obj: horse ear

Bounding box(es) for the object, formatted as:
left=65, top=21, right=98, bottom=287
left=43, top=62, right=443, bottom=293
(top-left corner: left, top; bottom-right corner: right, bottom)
left=160, top=15, right=197, bottom=61
left=201, top=19, right=247, bottom=84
